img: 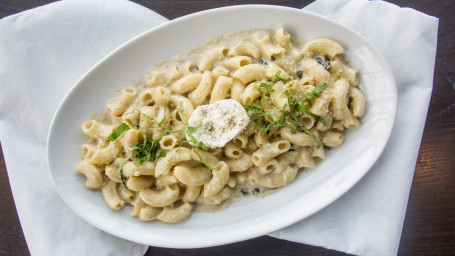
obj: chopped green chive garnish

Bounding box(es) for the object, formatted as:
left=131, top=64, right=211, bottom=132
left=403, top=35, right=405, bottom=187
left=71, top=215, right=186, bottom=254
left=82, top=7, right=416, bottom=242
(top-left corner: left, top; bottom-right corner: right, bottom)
left=158, top=99, right=172, bottom=126
left=130, top=133, right=166, bottom=167
left=243, top=71, right=329, bottom=147
left=118, top=151, right=132, bottom=185
left=108, top=123, right=130, bottom=141
left=118, top=133, right=166, bottom=184
left=303, top=83, right=329, bottom=105
left=192, top=148, right=213, bottom=171
left=274, top=70, right=292, bottom=83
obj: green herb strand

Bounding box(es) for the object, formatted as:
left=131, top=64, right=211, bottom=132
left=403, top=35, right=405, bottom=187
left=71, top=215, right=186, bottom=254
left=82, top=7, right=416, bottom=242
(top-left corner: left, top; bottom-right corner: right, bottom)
left=158, top=99, right=172, bottom=126
left=173, top=101, right=212, bottom=169
left=291, top=113, right=322, bottom=148
left=303, top=83, right=329, bottom=105
left=117, top=151, right=132, bottom=185
left=192, top=148, right=213, bottom=171
left=274, top=70, right=292, bottom=83
left=108, top=123, right=130, bottom=141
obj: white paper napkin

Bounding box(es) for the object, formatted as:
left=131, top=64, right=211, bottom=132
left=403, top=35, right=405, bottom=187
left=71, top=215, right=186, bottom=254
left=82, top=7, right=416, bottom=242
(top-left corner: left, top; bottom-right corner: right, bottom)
left=0, top=0, right=438, bottom=256
left=0, top=0, right=167, bottom=255
left=269, top=1, right=438, bottom=255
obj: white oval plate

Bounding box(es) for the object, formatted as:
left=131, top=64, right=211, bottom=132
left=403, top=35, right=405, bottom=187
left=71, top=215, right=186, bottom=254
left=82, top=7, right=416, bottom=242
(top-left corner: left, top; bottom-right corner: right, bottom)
left=47, top=5, right=397, bottom=248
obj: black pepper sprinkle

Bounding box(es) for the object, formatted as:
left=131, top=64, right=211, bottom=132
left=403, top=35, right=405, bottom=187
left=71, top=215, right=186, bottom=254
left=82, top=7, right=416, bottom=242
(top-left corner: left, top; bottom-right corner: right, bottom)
left=288, top=144, right=295, bottom=152
left=240, top=188, right=249, bottom=196
left=252, top=188, right=260, bottom=195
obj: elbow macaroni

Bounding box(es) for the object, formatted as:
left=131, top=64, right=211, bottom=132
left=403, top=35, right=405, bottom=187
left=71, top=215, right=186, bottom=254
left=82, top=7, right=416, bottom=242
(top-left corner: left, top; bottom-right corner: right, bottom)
left=76, top=28, right=366, bottom=223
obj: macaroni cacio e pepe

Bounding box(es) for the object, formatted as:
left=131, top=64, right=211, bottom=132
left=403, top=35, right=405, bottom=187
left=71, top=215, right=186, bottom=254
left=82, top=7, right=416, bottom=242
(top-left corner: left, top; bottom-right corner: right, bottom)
left=76, top=28, right=366, bottom=223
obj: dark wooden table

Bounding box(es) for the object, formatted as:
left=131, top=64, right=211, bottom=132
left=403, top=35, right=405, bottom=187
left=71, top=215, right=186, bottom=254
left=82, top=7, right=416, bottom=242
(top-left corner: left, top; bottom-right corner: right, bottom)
left=1, top=1, right=454, bottom=255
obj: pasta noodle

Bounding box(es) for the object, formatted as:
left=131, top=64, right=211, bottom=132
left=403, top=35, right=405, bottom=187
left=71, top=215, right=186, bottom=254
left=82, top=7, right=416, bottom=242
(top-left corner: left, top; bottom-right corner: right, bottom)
left=76, top=28, right=366, bottom=223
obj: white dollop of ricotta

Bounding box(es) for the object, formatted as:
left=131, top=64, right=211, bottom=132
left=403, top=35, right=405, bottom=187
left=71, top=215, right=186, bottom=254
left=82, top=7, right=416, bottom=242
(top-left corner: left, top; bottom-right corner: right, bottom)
left=186, top=99, right=250, bottom=148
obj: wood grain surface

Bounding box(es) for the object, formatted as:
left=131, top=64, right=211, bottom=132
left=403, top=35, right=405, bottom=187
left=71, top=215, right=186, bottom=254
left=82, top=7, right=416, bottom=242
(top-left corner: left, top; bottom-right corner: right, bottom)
left=1, top=0, right=454, bottom=255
